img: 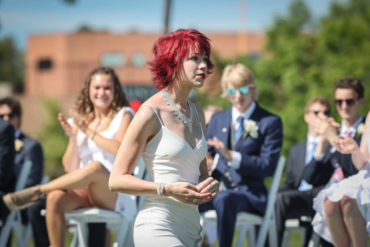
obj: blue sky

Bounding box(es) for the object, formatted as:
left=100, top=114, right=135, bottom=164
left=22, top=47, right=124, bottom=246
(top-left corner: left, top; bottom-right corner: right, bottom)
left=1, top=0, right=338, bottom=50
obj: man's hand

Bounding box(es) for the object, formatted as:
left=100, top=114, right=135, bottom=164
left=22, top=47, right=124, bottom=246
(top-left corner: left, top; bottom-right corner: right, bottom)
left=313, top=117, right=340, bottom=145
left=207, top=137, right=233, bottom=161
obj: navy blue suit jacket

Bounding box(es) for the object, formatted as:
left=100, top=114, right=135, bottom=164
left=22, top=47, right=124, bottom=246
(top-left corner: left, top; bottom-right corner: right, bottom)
left=14, top=133, right=44, bottom=188
left=207, top=103, right=283, bottom=213
left=0, top=119, right=15, bottom=192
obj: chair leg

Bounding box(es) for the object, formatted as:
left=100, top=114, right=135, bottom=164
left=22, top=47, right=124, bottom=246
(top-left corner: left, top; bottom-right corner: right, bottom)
left=235, top=225, right=248, bottom=247
left=282, top=229, right=292, bottom=247
left=70, top=231, right=79, bottom=247
left=23, top=223, right=32, bottom=246
left=246, top=225, right=256, bottom=247
left=113, top=220, right=130, bottom=247
left=256, top=219, right=271, bottom=247
left=13, top=212, right=24, bottom=247
left=74, top=221, right=88, bottom=247
left=0, top=211, right=16, bottom=247
left=198, top=218, right=206, bottom=247
left=308, top=232, right=320, bottom=247
left=123, top=221, right=134, bottom=247
left=268, top=221, right=278, bottom=247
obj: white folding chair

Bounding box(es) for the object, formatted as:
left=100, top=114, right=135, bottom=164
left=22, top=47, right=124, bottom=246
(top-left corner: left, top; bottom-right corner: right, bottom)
left=43, top=159, right=147, bottom=247
left=200, top=156, right=286, bottom=247
left=0, top=160, right=32, bottom=247
left=282, top=215, right=312, bottom=247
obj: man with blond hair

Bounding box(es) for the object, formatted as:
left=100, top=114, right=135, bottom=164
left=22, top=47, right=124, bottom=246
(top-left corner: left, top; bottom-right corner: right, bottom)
left=275, top=97, right=334, bottom=247
left=200, top=63, right=283, bottom=247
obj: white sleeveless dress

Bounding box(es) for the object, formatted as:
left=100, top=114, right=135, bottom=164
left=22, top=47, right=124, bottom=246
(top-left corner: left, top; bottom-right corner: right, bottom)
left=133, top=104, right=207, bottom=247
left=312, top=138, right=370, bottom=243
left=67, top=107, right=144, bottom=220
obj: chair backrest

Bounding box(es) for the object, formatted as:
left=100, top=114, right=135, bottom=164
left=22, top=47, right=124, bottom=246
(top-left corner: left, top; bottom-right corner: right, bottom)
left=15, top=160, right=32, bottom=191
left=132, top=157, right=146, bottom=180
left=265, top=156, right=286, bottom=216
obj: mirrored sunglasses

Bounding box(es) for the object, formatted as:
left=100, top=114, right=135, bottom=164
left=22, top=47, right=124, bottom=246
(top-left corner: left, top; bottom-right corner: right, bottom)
left=226, top=86, right=249, bottom=96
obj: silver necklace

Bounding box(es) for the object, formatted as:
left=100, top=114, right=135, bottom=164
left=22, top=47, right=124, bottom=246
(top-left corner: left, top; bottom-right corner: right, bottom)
left=162, top=89, right=193, bottom=133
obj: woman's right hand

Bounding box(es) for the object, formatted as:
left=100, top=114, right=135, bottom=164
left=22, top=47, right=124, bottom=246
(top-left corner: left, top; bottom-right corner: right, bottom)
left=58, top=113, right=77, bottom=139
left=164, top=182, right=212, bottom=205
left=334, top=136, right=359, bottom=154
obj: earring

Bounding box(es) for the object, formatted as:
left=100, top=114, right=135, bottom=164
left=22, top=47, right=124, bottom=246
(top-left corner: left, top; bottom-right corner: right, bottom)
left=172, top=72, right=176, bottom=80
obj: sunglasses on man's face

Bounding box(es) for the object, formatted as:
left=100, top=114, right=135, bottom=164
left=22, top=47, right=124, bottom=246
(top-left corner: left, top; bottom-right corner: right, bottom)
left=333, top=98, right=357, bottom=107
left=312, top=110, right=331, bottom=116
left=0, top=113, right=15, bottom=119
left=226, top=86, right=249, bottom=96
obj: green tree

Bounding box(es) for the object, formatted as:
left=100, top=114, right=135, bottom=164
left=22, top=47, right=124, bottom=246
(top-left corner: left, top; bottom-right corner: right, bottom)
left=0, top=36, right=24, bottom=86
left=38, top=99, right=69, bottom=179
left=200, top=0, right=370, bottom=160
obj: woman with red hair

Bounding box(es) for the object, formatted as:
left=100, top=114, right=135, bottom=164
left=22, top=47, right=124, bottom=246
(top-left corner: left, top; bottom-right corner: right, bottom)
left=109, top=29, right=220, bottom=246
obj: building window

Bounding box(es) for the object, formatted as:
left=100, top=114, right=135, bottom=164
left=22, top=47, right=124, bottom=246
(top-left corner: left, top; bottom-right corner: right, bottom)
left=131, top=52, right=146, bottom=67
left=101, top=53, right=126, bottom=67
left=38, top=59, right=53, bottom=70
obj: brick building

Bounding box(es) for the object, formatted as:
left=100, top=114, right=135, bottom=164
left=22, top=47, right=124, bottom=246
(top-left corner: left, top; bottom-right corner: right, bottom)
left=26, top=31, right=265, bottom=97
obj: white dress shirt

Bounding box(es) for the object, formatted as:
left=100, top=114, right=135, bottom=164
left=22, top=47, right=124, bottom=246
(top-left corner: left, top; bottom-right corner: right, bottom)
left=298, top=134, right=321, bottom=191
left=228, top=101, right=256, bottom=169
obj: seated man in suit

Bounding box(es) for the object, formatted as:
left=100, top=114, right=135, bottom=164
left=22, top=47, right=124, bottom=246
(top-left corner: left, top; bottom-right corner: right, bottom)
left=0, top=118, right=15, bottom=242
left=275, top=97, right=333, bottom=247
left=303, top=77, right=365, bottom=188
left=0, top=97, right=44, bottom=245
left=199, top=63, right=283, bottom=247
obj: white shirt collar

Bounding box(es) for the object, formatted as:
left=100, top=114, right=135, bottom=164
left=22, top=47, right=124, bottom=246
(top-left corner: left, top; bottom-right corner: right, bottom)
left=14, top=129, right=21, bottom=139
left=340, top=116, right=363, bottom=137
left=307, top=133, right=321, bottom=144
left=231, top=101, right=256, bottom=125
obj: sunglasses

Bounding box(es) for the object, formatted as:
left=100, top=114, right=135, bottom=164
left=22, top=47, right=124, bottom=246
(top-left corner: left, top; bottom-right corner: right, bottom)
left=0, top=113, right=15, bottom=119
left=226, top=86, right=249, bottom=96
left=311, top=110, right=331, bottom=116
left=333, top=98, right=357, bottom=107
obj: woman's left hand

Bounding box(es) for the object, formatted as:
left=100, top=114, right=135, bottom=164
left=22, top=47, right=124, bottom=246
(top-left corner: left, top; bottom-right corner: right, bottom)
left=195, top=177, right=220, bottom=200
left=70, top=109, right=88, bottom=133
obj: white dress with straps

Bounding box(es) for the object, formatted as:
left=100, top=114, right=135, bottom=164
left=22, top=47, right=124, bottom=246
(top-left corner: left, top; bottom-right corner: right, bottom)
left=67, top=107, right=144, bottom=220
left=133, top=103, right=207, bottom=247
left=312, top=138, right=370, bottom=243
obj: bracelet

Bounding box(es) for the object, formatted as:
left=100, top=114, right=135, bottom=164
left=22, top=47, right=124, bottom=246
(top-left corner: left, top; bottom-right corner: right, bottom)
left=157, top=182, right=167, bottom=198
left=90, top=131, right=97, bottom=140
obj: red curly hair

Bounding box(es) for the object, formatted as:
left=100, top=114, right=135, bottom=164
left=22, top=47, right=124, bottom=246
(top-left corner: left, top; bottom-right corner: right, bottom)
left=148, top=29, right=214, bottom=89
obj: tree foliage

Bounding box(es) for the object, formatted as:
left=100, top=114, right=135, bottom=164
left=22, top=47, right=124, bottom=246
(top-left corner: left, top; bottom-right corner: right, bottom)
left=0, top=36, right=24, bottom=86
left=38, top=99, right=69, bottom=179
left=200, top=0, right=370, bottom=158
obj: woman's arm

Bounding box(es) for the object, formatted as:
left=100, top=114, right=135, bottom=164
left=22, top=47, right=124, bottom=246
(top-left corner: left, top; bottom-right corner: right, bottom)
left=109, top=105, right=212, bottom=205
left=59, top=113, right=80, bottom=172
left=335, top=111, right=370, bottom=170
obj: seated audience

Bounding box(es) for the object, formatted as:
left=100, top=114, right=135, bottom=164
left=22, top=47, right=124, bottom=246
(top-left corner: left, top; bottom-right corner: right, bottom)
left=311, top=110, right=370, bottom=247
left=199, top=63, right=283, bottom=247
left=275, top=97, right=333, bottom=247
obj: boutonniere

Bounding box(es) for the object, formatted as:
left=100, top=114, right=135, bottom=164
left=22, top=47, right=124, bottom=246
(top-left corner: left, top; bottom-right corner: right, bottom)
left=356, top=123, right=365, bottom=138
left=15, top=139, right=24, bottom=152
left=243, top=120, right=259, bottom=139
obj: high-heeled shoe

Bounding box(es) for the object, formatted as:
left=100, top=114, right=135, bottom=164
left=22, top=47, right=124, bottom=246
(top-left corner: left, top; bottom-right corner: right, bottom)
left=2, top=186, right=46, bottom=211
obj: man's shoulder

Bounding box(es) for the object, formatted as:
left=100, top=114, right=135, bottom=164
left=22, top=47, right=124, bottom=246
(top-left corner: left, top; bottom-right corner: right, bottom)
left=20, top=134, right=42, bottom=149
left=0, top=118, right=13, bottom=133
left=256, top=104, right=281, bottom=120
left=290, top=140, right=306, bottom=152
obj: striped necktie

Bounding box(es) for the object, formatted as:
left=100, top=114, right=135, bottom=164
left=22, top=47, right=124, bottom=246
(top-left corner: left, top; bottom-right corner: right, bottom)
left=234, top=116, right=244, bottom=140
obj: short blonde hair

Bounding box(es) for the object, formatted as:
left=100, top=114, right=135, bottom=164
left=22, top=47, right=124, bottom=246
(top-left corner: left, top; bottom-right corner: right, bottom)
left=221, top=63, right=258, bottom=99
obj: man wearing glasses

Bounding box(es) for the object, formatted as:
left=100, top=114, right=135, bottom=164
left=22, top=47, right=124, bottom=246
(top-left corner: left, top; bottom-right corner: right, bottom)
left=199, top=63, right=283, bottom=247
left=0, top=97, right=44, bottom=246
left=275, top=97, right=334, bottom=247
left=303, top=77, right=365, bottom=187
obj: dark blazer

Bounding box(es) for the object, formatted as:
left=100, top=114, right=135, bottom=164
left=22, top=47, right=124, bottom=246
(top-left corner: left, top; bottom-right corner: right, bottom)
left=279, top=139, right=333, bottom=192
left=207, top=103, right=283, bottom=213
left=14, top=132, right=44, bottom=188
left=303, top=118, right=365, bottom=187
left=0, top=119, right=15, bottom=192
